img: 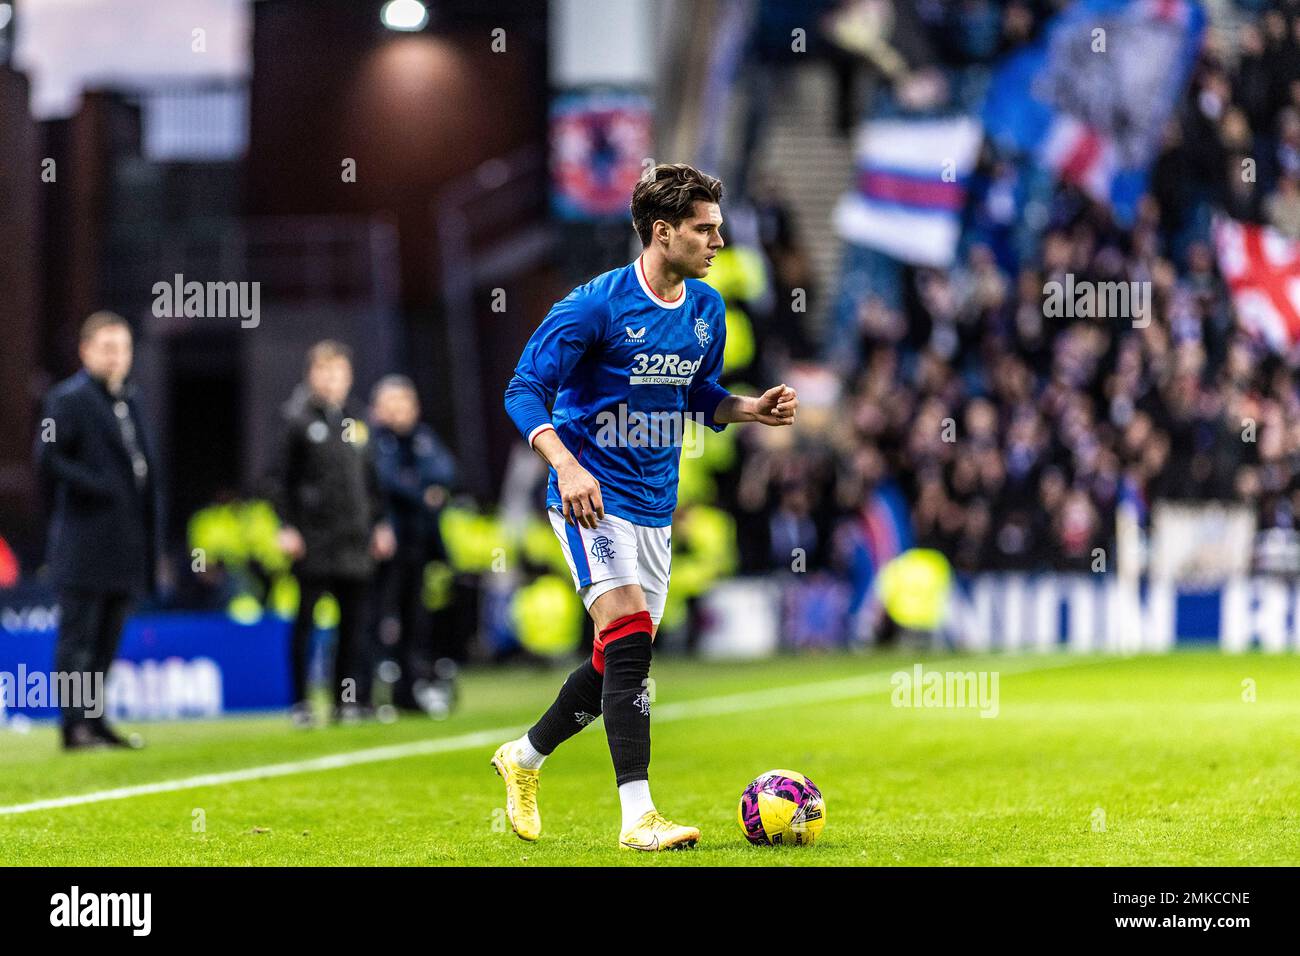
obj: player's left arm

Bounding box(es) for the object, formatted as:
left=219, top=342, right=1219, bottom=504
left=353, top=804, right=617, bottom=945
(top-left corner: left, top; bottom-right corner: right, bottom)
left=713, top=384, right=798, bottom=427
left=687, top=290, right=797, bottom=428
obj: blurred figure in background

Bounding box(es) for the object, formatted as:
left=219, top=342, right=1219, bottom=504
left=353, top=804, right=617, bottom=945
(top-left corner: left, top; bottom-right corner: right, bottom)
left=36, top=312, right=160, bottom=750
left=268, top=341, right=394, bottom=727
left=369, top=375, right=459, bottom=717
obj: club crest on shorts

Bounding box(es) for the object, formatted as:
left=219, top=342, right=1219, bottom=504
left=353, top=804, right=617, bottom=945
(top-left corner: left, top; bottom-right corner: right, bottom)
left=589, top=535, right=616, bottom=564
left=694, top=317, right=710, bottom=348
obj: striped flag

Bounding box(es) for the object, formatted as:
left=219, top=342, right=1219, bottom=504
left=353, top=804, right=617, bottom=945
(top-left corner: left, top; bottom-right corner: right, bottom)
left=1041, top=114, right=1118, bottom=206
left=1213, top=217, right=1300, bottom=356
left=832, top=116, right=982, bottom=268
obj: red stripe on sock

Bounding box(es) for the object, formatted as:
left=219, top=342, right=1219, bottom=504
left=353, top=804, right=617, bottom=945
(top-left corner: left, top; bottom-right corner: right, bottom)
left=592, top=610, right=652, bottom=674
left=600, top=610, right=653, bottom=645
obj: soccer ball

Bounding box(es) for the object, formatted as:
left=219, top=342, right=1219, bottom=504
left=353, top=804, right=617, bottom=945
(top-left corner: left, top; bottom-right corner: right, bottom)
left=737, top=769, right=825, bottom=846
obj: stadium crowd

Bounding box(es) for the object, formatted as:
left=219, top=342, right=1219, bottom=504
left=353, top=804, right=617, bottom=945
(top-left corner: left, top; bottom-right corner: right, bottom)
left=711, top=0, right=1300, bottom=595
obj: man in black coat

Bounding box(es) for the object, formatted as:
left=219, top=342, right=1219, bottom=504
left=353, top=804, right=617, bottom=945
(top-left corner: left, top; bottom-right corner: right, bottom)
left=268, top=341, right=394, bottom=726
left=35, top=312, right=161, bottom=750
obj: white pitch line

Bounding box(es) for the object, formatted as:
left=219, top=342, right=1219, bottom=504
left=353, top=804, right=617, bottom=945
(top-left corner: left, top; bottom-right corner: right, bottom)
left=0, top=729, right=515, bottom=817
left=0, top=654, right=1095, bottom=817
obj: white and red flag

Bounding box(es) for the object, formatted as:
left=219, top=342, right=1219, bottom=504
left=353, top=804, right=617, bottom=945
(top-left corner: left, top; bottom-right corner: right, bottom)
left=1214, top=217, right=1300, bottom=355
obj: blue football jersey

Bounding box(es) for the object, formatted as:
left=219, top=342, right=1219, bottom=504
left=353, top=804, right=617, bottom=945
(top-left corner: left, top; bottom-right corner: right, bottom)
left=504, top=257, right=730, bottom=526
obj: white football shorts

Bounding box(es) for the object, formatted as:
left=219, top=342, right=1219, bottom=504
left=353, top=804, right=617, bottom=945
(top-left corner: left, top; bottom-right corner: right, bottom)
left=546, top=506, right=672, bottom=625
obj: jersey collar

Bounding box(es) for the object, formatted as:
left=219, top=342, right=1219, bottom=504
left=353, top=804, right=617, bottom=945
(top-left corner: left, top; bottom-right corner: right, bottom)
left=634, top=255, right=687, bottom=310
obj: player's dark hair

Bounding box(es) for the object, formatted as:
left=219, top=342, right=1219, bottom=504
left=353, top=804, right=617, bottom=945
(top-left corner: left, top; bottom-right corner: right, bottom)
left=630, top=163, right=723, bottom=246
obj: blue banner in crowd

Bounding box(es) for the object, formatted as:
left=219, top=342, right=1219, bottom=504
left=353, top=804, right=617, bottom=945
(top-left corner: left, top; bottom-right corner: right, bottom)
left=982, top=0, right=1205, bottom=225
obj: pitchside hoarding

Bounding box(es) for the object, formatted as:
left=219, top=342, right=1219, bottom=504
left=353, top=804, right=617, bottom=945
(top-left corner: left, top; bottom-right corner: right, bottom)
left=0, top=583, right=287, bottom=722
left=2, top=574, right=1297, bottom=720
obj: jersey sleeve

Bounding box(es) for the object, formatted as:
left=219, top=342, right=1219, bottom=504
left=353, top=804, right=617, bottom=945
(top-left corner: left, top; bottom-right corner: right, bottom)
left=687, top=293, right=730, bottom=432
left=504, top=288, right=605, bottom=446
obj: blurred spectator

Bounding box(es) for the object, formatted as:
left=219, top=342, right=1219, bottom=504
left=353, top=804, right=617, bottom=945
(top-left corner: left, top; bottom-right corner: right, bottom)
left=369, top=375, right=459, bottom=717
left=35, top=312, right=160, bottom=750
left=267, top=341, right=394, bottom=726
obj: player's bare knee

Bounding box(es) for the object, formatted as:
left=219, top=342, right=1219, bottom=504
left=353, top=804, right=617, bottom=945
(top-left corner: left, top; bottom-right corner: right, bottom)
left=590, top=584, right=647, bottom=631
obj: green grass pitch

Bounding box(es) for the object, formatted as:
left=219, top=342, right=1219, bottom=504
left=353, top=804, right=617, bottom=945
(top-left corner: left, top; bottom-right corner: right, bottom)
left=0, top=650, right=1297, bottom=866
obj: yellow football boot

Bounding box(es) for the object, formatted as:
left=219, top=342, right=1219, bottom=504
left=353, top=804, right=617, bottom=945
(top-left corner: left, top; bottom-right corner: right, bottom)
left=618, top=810, right=700, bottom=851
left=491, top=742, right=541, bottom=841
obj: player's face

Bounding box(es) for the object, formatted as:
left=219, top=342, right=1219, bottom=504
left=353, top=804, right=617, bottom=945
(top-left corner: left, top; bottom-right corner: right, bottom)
left=665, top=201, right=724, bottom=278
left=308, top=356, right=352, bottom=408
left=80, top=325, right=133, bottom=392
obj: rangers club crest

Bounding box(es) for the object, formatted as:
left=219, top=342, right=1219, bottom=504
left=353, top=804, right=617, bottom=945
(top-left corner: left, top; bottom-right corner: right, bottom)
left=694, top=317, right=711, bottom=348
left=589, top=536, right=616, bottom=565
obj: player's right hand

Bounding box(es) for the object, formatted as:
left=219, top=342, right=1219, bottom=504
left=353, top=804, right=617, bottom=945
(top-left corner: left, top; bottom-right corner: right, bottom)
left=557, top=462, right=604, bottom=529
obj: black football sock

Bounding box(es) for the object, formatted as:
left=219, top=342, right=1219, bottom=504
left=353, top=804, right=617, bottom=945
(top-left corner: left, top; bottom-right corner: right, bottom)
left=600, top=618, right=653, bottom=787
left=525, top=658, right=604, bottom=756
